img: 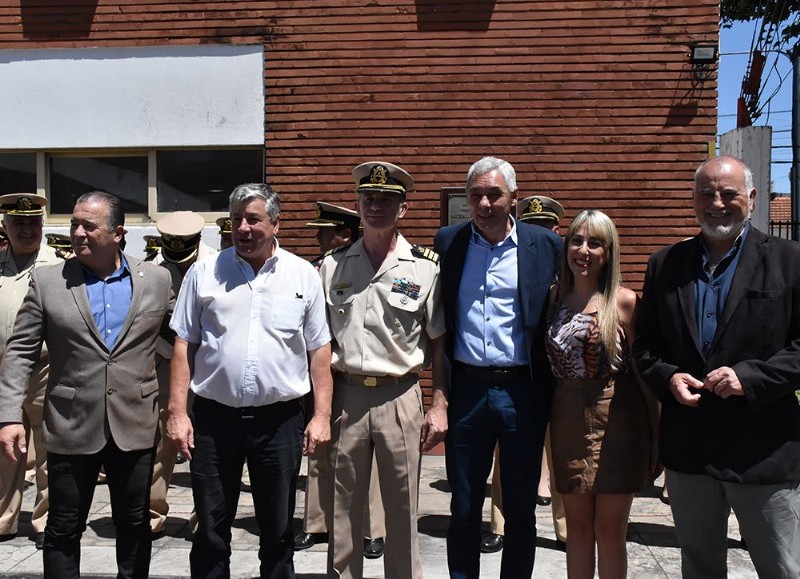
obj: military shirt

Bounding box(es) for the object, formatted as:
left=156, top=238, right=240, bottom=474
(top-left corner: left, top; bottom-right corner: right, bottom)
left=0, top=244, right=62, bottom=394
left=320, top=233, right=444, bottom=377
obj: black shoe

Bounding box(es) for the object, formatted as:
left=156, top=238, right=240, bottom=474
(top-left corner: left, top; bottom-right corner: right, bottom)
left=293, top=532, right=328, bottom=551
left=151, top=529, right=166, bottom=541
left=33, top=532, right=44, bottom=550
left=536, top=495, right=552, bottom=506
left=363, top=537, right=384, bottom=559
left=480, top=533, right=504, bottom=553
left=0, top=533, right=16, bottom=543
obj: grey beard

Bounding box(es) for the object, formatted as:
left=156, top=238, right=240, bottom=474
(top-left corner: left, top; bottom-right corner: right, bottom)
left=700, top=217, right=749, bottom=241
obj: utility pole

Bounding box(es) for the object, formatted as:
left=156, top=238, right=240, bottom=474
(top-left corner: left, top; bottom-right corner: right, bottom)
left=792, top=46, right=800, bottom=240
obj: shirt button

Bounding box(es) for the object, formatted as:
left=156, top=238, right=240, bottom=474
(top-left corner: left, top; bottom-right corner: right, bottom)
left=106, top=329, right=112, bottom=334
left=486, top=316, right=490, bottom=321
left=706, top=312, right=712, bottom=318
left=107, top=388, right=114, bottom=395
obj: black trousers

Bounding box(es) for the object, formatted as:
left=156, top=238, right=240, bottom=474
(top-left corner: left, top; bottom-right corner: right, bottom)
left=189, top=395, right=304, bottom=579
left=44, top=439, right=155, bottom=579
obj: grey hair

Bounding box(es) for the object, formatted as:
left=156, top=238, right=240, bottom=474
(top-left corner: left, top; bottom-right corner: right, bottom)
left=466, top=157, right=518, bottom=193
left=229, top=183, right=280, bottom=222
left=694, top=156, right=754, bottom=193
left=2, top=214, right=45, bottom=227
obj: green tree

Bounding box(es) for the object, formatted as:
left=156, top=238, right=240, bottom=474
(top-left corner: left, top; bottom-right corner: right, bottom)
left=721, top=0, right=799, bottom=54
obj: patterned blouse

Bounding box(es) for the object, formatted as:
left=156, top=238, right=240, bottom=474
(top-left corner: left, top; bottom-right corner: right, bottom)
left=545, top=302, right=626, bottom=381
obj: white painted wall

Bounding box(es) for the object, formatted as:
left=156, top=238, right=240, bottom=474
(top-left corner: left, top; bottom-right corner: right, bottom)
left=0, top=45, right=264, bottom=149
left=719, top=126, right=772, bottom=233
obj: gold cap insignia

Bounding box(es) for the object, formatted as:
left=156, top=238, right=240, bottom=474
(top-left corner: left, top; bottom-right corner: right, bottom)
left=370, top=165, right=388, bottom=185
left=17, top=197, right=32, bottom=211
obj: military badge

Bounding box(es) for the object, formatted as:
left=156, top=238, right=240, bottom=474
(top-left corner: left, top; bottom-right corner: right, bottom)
left=391, top=277, right=421, bottom=300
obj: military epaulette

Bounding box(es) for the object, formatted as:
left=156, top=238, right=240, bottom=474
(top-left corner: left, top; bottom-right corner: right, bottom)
left=411, top=244, right=440, bottom=264
left=324, top=243, right=351, bottom=258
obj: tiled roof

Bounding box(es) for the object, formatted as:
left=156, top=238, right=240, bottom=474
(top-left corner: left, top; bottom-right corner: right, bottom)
left=771, top=195, right=792, bottom=221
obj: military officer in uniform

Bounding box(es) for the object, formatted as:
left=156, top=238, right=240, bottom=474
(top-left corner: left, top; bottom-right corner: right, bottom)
left=0, top=194, right=62, bottom=549
left=142, top=235, right=163, bottom=263
left=319, top=161, right=447, bottom=579
left=45, top=233, right=74, bottom=260
left=295, top=201, right=385, bottom=558
left=149, top=211, right=216, bottom=538
left=215, top=216, right=233, bottom=250
left=481, top=195, right=568, bottom=554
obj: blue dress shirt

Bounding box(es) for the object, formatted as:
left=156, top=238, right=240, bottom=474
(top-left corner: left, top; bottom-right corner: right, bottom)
left=454, top=221, right=529, bottom=367
left=84, top=254, right=133, bottom=349
left=695, top=224, right=749, bottom=355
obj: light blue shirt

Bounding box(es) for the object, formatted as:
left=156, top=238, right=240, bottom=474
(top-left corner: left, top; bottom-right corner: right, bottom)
left=84, top=253, right=132, bottom=349
left=454, top=221, right=529, bottom=367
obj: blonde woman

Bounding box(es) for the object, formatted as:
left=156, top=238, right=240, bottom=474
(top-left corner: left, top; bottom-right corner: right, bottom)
left=546, top=210, right=651, bottom=578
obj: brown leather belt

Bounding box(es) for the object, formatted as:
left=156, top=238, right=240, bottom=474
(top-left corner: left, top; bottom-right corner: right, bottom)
left=336, top=372, right=419, bottom=387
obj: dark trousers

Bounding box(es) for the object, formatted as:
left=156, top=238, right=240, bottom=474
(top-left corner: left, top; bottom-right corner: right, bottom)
left=44, top=439, right=155, bottom=579
left=189, top=395, right=304, bottom=579
left=445, top=369, right=546, bottom=579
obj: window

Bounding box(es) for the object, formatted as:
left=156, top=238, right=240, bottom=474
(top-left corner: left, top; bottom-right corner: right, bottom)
left=3, top=147, right=263, bottom=221
left=0, top=153, right=36, bottom=195
left=157, top=149, right=263, bottom=213
left=49, top=155, right=148, bottom=215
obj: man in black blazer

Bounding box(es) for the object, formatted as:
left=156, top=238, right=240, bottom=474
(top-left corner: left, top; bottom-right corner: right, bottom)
left=635, top=155, right=800, bottom=578
left=434, top=157, right=561, bottom=579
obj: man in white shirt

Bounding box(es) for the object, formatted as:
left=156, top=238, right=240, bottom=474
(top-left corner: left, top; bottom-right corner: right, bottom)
left=167, top=183, right=333, bottom=578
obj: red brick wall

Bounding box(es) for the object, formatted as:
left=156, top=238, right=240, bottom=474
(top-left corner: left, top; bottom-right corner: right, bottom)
left=1, top=1, right=719, bottom=409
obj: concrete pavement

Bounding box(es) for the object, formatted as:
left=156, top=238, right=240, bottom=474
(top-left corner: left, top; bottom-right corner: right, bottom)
left=0, top=455, right=758, bottom=578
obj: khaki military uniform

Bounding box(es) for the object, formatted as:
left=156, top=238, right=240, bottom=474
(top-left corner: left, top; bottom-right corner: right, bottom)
left=150, top=241, right=216, bottom=534
left=0, top=244, right=62, bottom=535
left=320, top=234, right=444, bottom=579
left=303, top=450, right=385, bottom=538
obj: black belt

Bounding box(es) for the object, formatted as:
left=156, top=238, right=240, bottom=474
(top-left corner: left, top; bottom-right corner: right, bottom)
left=194, top=394, right=301, bottom=417
left=455, top=362, right=528, bottom=384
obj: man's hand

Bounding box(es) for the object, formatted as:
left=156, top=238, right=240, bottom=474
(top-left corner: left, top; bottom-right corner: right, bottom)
left=303, top=414, right=331, bottom=456
left=668, top=372, right=704, bottom=407
left=0, top=424, right=26, bottom=463
left=703, top=366, right=745, bottom=399
left=421, top=403, right=448, bottom=452
left=166, top=413, right=194, bottom=461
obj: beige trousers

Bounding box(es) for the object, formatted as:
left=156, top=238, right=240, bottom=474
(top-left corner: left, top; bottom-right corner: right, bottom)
left=328, top=377, right=423, bottom=579
left=0, top=374, right=48, bottom=535
left=490, top=428, right=567, bottom=542
left=150, top=354, right=196, bottom=534
left=303, top=450, right=385, bottom=538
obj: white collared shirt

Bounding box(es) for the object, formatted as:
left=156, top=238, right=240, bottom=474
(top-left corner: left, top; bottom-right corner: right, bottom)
left=170, top=242, right=331, bottom=407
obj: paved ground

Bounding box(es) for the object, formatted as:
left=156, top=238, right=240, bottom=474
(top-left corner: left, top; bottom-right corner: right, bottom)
left=0, top=455, right=757, bottom=578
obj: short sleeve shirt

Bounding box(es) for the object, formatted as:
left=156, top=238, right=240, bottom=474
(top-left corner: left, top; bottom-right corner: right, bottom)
left=170, top=243, right=331, bottom=407
left=319, top=233, right=444, bottom=377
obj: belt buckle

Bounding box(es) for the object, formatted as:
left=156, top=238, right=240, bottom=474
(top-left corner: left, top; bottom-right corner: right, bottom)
left=363, top=376, right=377, bottom=387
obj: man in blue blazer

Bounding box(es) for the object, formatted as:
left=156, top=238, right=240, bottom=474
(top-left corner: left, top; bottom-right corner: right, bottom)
left=434, top=157, right=561, bottom=579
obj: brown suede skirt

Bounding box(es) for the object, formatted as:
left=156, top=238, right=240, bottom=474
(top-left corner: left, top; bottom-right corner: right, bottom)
left=550, top=372, right=650, bottom=494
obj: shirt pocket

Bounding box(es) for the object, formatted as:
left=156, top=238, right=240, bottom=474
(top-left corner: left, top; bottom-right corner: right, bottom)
left=271, top=296, right=305, bottom=333
left=327, top=287, right=355, bottom=318
left=387, top=291, right=422, bottom=335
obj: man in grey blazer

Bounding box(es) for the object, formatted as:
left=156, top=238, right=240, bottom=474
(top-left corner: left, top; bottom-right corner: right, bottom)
left=0, top=191, right=173, bottom=579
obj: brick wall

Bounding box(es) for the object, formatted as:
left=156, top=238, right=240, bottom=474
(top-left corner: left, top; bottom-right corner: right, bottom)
left=1, top=1, right=719, bottom=409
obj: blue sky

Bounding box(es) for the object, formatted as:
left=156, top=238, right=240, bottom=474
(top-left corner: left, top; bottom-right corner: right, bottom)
left=718, top=21, right=795, bottom=194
